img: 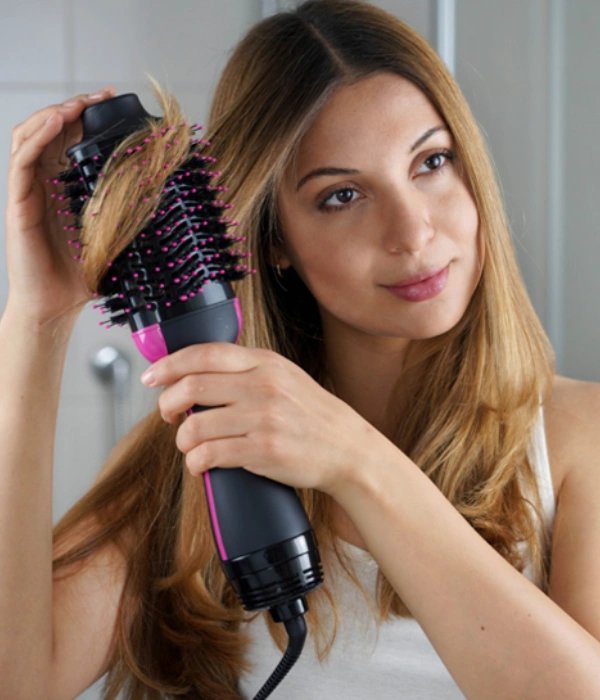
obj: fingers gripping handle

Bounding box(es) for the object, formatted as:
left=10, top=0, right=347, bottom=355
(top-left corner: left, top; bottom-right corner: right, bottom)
left=191, top=405, right=312, bottom=561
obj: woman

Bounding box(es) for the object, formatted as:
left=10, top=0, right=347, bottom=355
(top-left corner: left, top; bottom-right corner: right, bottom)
left=2, top=1, right=599, bottom=698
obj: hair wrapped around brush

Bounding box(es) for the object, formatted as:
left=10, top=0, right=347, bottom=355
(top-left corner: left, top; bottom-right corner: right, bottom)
left=52, top=78, right=250, bottom=320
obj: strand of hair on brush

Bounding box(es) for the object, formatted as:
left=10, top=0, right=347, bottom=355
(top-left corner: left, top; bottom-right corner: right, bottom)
left=48, top=120, right=252, bottom=322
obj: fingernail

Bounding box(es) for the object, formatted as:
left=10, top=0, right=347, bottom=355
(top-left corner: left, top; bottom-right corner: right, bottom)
left=62, top=99, right=78, bottom=108
left=89, top=91, right=104, bottom=100
left=140, top=369, right=155, bottom=386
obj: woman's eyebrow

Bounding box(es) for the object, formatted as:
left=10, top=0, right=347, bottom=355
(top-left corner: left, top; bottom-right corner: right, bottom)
left=295, top=125, right=449, bottom=192
left=296, top=167, right=360, bottom=192
left=408, top=124, right=448, bottom=153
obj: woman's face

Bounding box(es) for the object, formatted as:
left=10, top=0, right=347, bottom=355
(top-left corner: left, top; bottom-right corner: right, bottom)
left=277, top=72, right=482, bottom=347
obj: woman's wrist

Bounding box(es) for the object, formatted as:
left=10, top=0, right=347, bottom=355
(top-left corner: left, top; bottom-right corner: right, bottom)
left=0, top=300, right=79, bottom=342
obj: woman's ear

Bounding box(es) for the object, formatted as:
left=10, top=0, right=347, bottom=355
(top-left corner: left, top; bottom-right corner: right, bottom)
left=271, top=255, right=293, bottom=272
left=265, top=228, right=292, bottom=270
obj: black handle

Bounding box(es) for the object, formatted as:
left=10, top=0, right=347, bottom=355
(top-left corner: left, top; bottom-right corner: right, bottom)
left=192, top=405, right=311, bottom=561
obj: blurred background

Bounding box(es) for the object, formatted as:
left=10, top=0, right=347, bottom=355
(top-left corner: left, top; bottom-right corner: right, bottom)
left=0, top=1, right=597, bottom=697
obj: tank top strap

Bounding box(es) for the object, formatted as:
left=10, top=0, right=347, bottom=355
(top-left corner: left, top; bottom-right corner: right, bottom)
left=527, top=404, right=557, bottom=531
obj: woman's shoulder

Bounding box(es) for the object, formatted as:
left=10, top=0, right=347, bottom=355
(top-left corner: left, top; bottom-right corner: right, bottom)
left=543, top=374, right=600, bottom=499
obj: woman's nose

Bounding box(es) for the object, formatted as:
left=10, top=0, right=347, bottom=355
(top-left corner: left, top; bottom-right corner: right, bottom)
left=381, top=191, right=435, bottom=254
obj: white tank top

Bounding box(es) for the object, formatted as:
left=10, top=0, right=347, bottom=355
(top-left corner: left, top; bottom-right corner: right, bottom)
left=238, top=408, right=556, bottom=699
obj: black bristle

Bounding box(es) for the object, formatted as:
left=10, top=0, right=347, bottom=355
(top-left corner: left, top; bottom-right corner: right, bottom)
left=58, top=141, right=251, bottom=329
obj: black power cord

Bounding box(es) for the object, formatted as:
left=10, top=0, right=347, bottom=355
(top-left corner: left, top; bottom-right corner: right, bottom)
left=252, top=612, right=308, bottom=699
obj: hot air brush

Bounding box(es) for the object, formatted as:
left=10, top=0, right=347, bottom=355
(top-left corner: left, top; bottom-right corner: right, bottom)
left=55, top=92, right=323, bottom=699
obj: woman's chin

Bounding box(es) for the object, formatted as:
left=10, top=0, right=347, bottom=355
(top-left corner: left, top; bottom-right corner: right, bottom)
left=388, top=309, right=467, bottom=340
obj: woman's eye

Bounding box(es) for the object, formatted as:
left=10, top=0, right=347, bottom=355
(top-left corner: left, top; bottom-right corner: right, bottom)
left=318, top=187, right=361, bottom=212
left=415, top=150, right=456, bottom=176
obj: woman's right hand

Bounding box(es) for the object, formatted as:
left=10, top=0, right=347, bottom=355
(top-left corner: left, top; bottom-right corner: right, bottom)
left=4, top=87, right=116, bottom=328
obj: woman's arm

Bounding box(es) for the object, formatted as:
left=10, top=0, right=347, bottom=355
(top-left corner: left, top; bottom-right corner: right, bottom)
left=142, top=343, right=600, bottom=697
left=328, top=382, right=600, bottom=700
left=0, top=307, right=76, bottom=696
left=0, top=306, right=129, bottom=700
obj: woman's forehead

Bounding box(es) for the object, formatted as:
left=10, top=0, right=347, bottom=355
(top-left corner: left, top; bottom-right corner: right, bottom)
left=284, top=74, right=444, bottom=180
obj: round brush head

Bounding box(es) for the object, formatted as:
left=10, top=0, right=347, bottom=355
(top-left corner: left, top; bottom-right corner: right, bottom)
left=52, top=93, right=253, bottom=331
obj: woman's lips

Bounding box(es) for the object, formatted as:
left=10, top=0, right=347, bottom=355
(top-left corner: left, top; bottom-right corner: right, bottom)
left=383, top=265, right=450, bottom=302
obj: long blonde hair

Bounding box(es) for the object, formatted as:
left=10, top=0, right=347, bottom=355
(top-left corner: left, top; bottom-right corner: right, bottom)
left=52, top=1, right=555, bottom=697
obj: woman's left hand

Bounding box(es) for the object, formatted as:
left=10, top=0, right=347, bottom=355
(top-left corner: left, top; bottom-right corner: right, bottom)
left=141, top=342, right=384, bottom=495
